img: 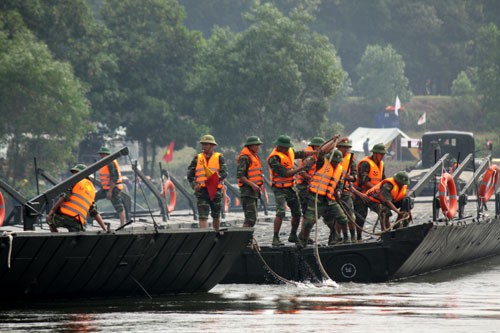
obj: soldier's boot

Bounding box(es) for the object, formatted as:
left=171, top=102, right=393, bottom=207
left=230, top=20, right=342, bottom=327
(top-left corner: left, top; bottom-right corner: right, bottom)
left=288, top=232, right=299, bottom=243
left=272, top=236, right=284, bottom=247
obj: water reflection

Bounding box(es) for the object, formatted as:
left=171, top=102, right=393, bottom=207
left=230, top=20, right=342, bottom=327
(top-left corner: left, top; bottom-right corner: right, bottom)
left=1, top=256, right=500, bottom=332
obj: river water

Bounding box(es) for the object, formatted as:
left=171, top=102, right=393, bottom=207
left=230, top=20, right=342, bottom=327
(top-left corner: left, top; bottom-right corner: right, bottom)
left=1, top=254, right=500, bottom=333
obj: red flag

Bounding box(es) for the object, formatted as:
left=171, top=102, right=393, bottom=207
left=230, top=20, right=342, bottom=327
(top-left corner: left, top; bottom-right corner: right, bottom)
left=205, top=172, right=219, bottom=201
left=162, top=140, right=175, bottom=163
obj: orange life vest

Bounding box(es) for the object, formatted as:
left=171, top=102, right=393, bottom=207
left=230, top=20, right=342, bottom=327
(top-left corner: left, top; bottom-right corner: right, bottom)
left=267, top=148, right=295, bottom=188
left=355, top=156, right=384, bottom=191
left=237, top=147, right=263, bottom=187
left=309, top=161, right=343, bottom=201
left=195, top=152, right=223, bottom=189
left=297, top=146, right=317, bottom=185
left=99, top=160, right=124, bottom=191
left=60, top=178, right=95, bottom=225
left=366, top=178, right=407, bottom=203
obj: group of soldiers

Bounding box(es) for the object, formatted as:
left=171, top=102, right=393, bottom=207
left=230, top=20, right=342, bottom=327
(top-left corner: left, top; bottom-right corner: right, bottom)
left=47, top=147, right=132, bottom=233
left=188, top=134, right=412, bottom=247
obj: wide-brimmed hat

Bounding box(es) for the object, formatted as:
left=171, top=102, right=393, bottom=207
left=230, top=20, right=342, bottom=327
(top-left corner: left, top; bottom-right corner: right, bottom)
left=245, top=136, right=263, bottom=146
left=308, top=137, right=326, bottom=147
left=274, top=135, right=293, bottom=148
left=337, top=138, right=353, bottom=148
left=199, top=134, right=217, bottom=145
left=394, top=171, right=410, bottom=185
left=98, top=146, right=111, bottom=155
left=70, top=164, right=87, bottom=173
left=370, top=143, right=388, bottom=154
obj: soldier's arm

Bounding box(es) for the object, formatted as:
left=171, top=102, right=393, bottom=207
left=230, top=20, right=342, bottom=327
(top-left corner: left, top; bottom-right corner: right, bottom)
left=218, top=154, right=228, bottom=181
left=186, top=156, right=198, bottom=189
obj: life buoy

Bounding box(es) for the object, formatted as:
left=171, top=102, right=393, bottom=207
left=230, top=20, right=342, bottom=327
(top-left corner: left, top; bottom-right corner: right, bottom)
left=161, top=180, right=176, bottom=213
left=0, top=191, right=5, bottom=227
left=478, top=165, right=499, bottom=203
left=438, top=173, right=458, bottom=219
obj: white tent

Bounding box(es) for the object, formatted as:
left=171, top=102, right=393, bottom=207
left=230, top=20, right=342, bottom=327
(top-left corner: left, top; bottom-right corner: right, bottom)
left=347, top=127, right=419, bottom=160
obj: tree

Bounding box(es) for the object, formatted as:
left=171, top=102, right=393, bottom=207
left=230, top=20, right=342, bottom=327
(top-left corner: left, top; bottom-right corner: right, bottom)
left=101, top=0, right=203, bottom=175
left=188, top=3, right=344, bottom=148
left=355, top=44, right=411, bottom=109
left=474, top=23, right=500, bottom=130
left=0, top=13, right=91, bottom=187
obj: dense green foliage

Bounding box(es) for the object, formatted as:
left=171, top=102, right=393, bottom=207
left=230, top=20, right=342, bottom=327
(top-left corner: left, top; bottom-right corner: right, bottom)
left=0, top=0, right=499, bottom=185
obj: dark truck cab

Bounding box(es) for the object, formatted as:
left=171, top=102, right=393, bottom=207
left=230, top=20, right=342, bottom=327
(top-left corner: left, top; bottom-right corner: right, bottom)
left=421, top=131, right=475, bottom=168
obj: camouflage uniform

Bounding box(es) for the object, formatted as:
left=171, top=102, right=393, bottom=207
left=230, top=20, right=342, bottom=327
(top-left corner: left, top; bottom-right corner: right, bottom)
left=268, top=150, right=308, bottom=218
left=237, top=154, right=259, bottom=227
left=187, top=153, right=228, bottom=220
left=47, top=191, right=100, bottom=232
left=95, top=161, right=130, bottom=220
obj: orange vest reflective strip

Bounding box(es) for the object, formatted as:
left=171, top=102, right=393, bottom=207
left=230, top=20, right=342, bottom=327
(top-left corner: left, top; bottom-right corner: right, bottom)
left=297, top=146, right=317, bottom=185
left=309, top=162, right=342, bottom=201
left=366, top=178, right=407, bottom=203
left=355, top=156, right=384, bottom=191
left=195, top=152, right=223, bottom=189
left=267, top=148, right=295, bottom=188
left=237, top=147, right=263, bottom=187
left=100, top=160, right=124, bottom=191
left=60, top=178, right=95, bottom=225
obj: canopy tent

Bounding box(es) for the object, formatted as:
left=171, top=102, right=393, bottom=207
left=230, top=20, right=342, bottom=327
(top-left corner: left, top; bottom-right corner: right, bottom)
left=347, top=127, right=419, bottom=160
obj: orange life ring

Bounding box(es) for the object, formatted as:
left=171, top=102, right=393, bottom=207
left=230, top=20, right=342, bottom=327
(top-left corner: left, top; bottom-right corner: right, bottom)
left=438, top=173, right=458, bottom=219
left=478, top=165, right=499, bottom=203
left=0, top=191, right=5, bottom=227
left=161, top=180, right=176, bottom=213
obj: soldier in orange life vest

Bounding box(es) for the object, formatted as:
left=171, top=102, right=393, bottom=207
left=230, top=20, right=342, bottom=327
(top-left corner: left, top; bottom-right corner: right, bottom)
left=298, top=150, right=349, bottom=247
left=95, top=146, right=131, bottom=226
left=47, top=164, right=107, bottom=232
left=297, top=137, right=325, bottom=242
left=352, top=171, right=410, bottom=231
left=268, top=134, right=337, bottom=246
left=237, top=136, right=264, bottom=227
left=187, top=134, right=228, bottom=230
left=336, top=138, right=357, bottom=242
left=352, top=143, right=387, bottom=240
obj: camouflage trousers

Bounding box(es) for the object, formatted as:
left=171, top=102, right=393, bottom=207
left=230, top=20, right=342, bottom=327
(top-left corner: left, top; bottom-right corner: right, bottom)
left=272, top=187, right=301, bottom=218
left=195, top=187, right=223, bottom=219
left=303, top=192, right=348, bottom=231
left=240, top=195, right=258, bottom=227
left=48, top=211, right=85, bottom=232
left=297, top=183, right=309, bottom=215
left=96, top=188, right=125, bottom=214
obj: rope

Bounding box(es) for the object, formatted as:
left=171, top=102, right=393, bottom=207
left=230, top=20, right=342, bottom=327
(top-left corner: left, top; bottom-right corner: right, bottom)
left=2, top=231, right=13, bottom=269
left=250, top=237, right=301, bottom=286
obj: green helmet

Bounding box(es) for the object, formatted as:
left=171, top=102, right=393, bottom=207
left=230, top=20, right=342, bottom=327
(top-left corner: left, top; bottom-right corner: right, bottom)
left=245, top=136, right=263, bottom=146
left=274, top=135, right=293, bottom=148
left=370, top=143, right=388, bottom=154
left=308, top=137, right=325, bottom=147
left=394, top=171, right=410, bottom=185
left=98, top=146, right=111, bottom=155
left=70, top=164, right=87, bottom=173
left=199, top=134, right=217, bottom=145
left=329, top=150, right=344, bottom=163
left=337, top=138, right=353, bottom=148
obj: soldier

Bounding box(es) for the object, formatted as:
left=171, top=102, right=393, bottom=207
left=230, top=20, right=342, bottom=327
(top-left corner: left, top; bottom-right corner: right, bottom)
left=47, top=164, right=107, bottom=232
left=336, top=139, right=357, bottom=242
left=187, top=134, right=228, bottom=231
left=298, top=150, right=350, bottom=247
left=95, top=147, right=132, bottom=226
left=352, top=143, right=387, bottom=240
left=352, top=171, right=411, bottom=231
left=267, top=134, right=336, bottom=246
left=237, top=136, right=264, bottom=228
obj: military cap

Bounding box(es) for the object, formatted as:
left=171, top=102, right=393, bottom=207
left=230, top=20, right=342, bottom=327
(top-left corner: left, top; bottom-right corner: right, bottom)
left=394, top=171, right=410, bottom=185
left=98, top=146, right=111, bottom=155
left=245, top=136, right=263, bottom=146
left=370, top=143, right=388, bottom=154
left=330, top=149, right=344, bottom=163
left=308, top=137, right=326, bottom=147
left=274, top=135, right=293, bottom=148
left=70, top=164, right=87, bottom=173
left=199, top=134, right=217, bottom=145
left=337, top=138, right=353, bottom=148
